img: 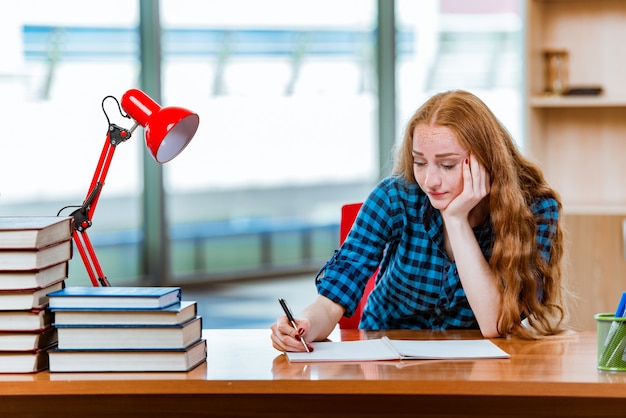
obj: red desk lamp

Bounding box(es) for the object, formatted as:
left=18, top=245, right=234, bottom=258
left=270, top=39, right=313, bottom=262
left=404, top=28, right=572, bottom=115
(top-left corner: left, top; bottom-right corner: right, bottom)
left=58, top=89, right=199, bottom=287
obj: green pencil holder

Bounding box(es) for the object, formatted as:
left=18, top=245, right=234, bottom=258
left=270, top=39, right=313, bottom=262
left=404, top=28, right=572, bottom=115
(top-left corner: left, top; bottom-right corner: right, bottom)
left=595, top=313, right=626, bottom=372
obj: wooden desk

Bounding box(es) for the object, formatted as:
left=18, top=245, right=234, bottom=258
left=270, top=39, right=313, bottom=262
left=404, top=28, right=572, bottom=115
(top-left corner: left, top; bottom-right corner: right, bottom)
left=1, top=329, right=625, bottom=418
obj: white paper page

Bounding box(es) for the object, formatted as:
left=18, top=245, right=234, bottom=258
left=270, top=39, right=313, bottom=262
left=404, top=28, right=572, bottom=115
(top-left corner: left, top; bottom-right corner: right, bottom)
left=285, top=338, right=398, bottom=362
left=385, top=337, right=510, bottom=359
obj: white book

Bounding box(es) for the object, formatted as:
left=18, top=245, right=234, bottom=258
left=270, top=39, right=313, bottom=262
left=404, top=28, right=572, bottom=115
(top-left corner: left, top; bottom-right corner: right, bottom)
left=55, top=316, right=202, bottom=350
left=0, top=308, right=53, bottom=331
left=52, top=300, right=197, bottom=326
left=0, top=262, right=68, bottom=291
left=0, top=241, right=72, bottom=271
left=0, top=327, right=57, bottom=351
left=286, top=337, right=510, bottom=362
left=0, top=281, right=64, bottom=310
left=0, top=217, right=72, bottom=249
left=0, top=349, right=50, bottom=373
left=49, top=339, right=207, bottom=372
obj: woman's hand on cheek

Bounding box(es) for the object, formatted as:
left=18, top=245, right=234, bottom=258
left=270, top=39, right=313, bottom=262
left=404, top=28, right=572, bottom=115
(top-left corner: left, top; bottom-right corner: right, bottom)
left=442, top=154, right=490, bottom=221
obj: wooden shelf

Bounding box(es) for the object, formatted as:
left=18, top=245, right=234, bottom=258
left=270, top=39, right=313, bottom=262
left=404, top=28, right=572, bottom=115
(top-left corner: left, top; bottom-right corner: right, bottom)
left=525, top=0, right=626, bottom=332
left=529, top=95, right=626, bottom=108
left=524, top=0, right=626, bottom=208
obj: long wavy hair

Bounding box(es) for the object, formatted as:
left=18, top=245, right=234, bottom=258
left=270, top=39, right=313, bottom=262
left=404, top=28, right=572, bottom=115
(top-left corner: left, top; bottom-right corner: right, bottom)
left=393, top=90, right=568, bottom=339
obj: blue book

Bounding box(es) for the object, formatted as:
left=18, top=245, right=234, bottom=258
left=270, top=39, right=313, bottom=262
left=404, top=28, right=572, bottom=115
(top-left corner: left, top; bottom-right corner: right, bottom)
left=51, top=300, right=197, bottom=326
left=54, top=316, right=202, bottom=350
left=47, top=287, right=182, bottom=310
left=48, top=338, right=207, bottom=372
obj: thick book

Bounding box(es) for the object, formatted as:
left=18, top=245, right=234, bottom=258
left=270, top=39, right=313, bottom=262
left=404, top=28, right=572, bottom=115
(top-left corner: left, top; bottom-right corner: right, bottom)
left=52, top=300, right=197, bottom=326
left=55, top=316, right=202, bottom=350
left=0, top=262, right=68, bottom=291
left=0, top=240, right=72, bottom=271
left=0, top=348, right=51, bottom=373
left=0, top=216, right=72, bottom=249
left=0, top=281, right=64, bottom=310
left=49, top=338, right=207, bottom=372
left=47, top=286, right=182, bottom=310
left=0, top=308, right=53, bottom=331
left=0, top=326, right=57, bottom=351
left=286, top=337, right=511, bottom=362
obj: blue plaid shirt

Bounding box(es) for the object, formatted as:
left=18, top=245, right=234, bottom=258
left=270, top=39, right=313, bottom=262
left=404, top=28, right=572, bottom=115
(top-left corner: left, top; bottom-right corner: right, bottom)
left=316, top=175, right=558, bottom=330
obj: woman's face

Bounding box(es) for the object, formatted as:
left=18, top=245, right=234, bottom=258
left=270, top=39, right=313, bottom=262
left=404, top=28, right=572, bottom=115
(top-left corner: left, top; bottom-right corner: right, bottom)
left=412, top=124, right=467, bottom=210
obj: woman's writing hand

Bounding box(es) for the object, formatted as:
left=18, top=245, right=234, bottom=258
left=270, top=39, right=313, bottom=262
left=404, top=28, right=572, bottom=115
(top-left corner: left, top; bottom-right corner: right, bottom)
left=270, top=315, right=313, bottom=352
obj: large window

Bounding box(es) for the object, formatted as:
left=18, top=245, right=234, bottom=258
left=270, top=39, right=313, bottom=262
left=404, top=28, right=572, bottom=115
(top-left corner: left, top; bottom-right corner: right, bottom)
left=160, top=0, right=378, bottom=282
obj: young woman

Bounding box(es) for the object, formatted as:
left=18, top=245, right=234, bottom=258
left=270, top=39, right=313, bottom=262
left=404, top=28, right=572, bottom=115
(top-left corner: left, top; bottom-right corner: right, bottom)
left=271, top=90, right=568, bottom=352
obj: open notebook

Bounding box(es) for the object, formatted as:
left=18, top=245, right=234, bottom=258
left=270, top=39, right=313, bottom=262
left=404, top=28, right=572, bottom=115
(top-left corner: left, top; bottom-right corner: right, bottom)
left=286, top=337, right=510, bottom=363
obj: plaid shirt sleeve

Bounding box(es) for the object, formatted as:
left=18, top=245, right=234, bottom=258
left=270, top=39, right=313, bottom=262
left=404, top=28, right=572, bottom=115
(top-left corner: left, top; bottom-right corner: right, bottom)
left=531, top=196, right=560, bottom=299
left=532, top=196, right=559, bottom=263
left=315, top=178, right=400, bottom=317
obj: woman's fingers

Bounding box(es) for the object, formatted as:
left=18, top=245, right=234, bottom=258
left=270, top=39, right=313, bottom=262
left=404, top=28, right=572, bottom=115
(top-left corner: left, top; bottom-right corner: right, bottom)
left=270, top=318, right=309, bottom=352
left=469, top=154, right=490, bottom=198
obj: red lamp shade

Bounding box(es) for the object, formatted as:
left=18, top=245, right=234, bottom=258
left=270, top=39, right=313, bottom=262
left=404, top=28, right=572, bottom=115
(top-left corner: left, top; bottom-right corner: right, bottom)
left=121, top=89, right=200, bottom=163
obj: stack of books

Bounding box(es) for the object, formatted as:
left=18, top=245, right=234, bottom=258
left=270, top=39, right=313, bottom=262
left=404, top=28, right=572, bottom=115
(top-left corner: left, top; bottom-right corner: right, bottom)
left=47, top=286, right=206, bottom=372
left=0, top=216, right=73, bottom=373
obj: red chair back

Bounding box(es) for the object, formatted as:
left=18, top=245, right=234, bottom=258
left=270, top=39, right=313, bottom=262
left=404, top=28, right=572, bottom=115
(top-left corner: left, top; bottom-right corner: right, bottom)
left=338, top=203, right=376, bottom=329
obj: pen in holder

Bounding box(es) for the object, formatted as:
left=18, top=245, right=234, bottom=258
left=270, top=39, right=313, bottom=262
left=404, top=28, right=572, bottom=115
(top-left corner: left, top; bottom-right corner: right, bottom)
left=595, top=313, right=626, bottom=371
left=595, top=293, right=626, bottom=371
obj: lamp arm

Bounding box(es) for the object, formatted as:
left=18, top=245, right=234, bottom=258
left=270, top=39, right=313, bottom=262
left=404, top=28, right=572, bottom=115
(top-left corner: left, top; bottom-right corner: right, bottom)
left=59, top=89, right=198, bottom=287
left=69, top=124, right=131, bottom=287
left=72, top=229, right=110, bottom=287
